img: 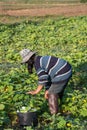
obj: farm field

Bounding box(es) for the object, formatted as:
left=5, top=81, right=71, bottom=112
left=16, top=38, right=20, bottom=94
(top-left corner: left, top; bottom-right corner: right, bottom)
left=0, top=0, right=87, bottom=23
left=0, top=0, right=87, bottom=130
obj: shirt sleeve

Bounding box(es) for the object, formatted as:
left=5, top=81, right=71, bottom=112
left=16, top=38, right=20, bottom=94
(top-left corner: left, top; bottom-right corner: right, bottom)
left=37, top=68, right=49, bottom=86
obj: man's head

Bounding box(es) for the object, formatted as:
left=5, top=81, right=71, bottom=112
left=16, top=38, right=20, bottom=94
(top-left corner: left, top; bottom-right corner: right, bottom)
left=20, top=49, right=36, bottom=63
left=20, top=49, right=36, bottom=73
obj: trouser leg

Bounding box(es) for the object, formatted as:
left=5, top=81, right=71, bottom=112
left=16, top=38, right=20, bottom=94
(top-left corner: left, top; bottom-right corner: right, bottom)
left=58, top=81, right=68, bottom=101
left=48, top=93, right=59, bottom=114
left=59, top=90, right=64, bottom=101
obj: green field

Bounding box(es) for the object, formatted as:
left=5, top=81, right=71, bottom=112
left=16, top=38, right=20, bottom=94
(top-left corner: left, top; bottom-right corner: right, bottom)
left=0, top=15, right=87, bottom=129
left=0, top=1, right=87, bottom=130
left=0, top=0, right=80, bottom=4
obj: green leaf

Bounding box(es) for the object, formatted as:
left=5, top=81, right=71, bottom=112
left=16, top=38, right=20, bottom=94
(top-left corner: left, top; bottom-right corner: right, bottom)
left=0, top=104, right=5, bottom=110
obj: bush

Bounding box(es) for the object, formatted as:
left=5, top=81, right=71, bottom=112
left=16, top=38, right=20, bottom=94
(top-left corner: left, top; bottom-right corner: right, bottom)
left=80, top=0, right=87, bottom=3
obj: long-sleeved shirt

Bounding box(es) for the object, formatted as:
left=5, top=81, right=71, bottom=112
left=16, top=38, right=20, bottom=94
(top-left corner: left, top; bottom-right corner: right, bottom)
left=34, top=56, right=72, bottom=87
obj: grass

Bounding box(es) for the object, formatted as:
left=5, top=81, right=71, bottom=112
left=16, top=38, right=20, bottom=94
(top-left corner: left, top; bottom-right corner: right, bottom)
left=0, top=0, right=80, bottom=4
left=0, top=15, right=63, bottom=24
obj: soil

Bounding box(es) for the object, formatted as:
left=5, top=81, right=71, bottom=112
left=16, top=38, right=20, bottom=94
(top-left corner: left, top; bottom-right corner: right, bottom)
left=0, top=4, right=87, bottom=17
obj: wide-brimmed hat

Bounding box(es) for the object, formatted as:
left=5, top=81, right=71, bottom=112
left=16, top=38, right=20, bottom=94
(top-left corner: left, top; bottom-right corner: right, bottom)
left=20, top=49, right=36, bottom=63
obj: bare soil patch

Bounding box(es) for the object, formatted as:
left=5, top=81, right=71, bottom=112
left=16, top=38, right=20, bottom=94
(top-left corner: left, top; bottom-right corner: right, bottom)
left=0, top=4, right=87, bottom=17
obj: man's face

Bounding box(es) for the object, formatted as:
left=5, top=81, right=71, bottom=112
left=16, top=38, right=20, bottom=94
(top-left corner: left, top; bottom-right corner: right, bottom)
left=26, top=58, right=34, bottom=74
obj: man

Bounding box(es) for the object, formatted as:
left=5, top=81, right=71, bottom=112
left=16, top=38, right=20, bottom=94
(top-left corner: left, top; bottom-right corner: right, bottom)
left=20, top=49, right=72, bottom=114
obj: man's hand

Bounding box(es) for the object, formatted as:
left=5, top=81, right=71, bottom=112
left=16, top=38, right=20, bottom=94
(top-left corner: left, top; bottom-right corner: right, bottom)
left=26, top=90, right=37, bottom=95
left=45, top=90, right=49, bottom=99
left=26, top=85, right=43, bottom=95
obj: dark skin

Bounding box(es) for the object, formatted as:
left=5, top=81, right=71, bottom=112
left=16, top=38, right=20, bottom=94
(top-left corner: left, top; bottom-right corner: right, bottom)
left=26, top=54, right=35, bottom=74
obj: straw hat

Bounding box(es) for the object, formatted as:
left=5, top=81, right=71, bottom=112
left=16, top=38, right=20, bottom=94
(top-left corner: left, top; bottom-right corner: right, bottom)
left=20, top=49, right=36, bottom=63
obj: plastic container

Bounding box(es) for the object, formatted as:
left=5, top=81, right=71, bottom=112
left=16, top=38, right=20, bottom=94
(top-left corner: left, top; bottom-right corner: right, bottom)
left=17, top=111, right=38, bottom=127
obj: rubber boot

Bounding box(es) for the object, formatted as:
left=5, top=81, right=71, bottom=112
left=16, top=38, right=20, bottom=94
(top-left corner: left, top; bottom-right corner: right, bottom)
left=48, top=93, right=59, bottom=114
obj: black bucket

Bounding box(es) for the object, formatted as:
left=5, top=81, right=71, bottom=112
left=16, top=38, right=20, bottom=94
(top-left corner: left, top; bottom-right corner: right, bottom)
left=17, top=112, right=38, bottom=127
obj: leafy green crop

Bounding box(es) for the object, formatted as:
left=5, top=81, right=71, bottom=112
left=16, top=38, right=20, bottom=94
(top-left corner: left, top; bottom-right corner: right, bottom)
left=0, top=16, right=87, bottom=129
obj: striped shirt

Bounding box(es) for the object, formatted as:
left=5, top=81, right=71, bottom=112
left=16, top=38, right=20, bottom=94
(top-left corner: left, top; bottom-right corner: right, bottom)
left=34, top=56, right=72, bottom=86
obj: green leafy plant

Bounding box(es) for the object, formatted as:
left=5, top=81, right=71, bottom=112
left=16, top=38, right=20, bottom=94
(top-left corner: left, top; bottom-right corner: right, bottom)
left=0, top=16, right=87, bottom=129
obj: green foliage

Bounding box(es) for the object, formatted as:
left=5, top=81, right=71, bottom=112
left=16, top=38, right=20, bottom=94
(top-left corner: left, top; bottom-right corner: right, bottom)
left=0, top=16, right=87, bottom=129
left=0, top=0, right=81, bottom=4
left=80, top=0, right=87, bottom=3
